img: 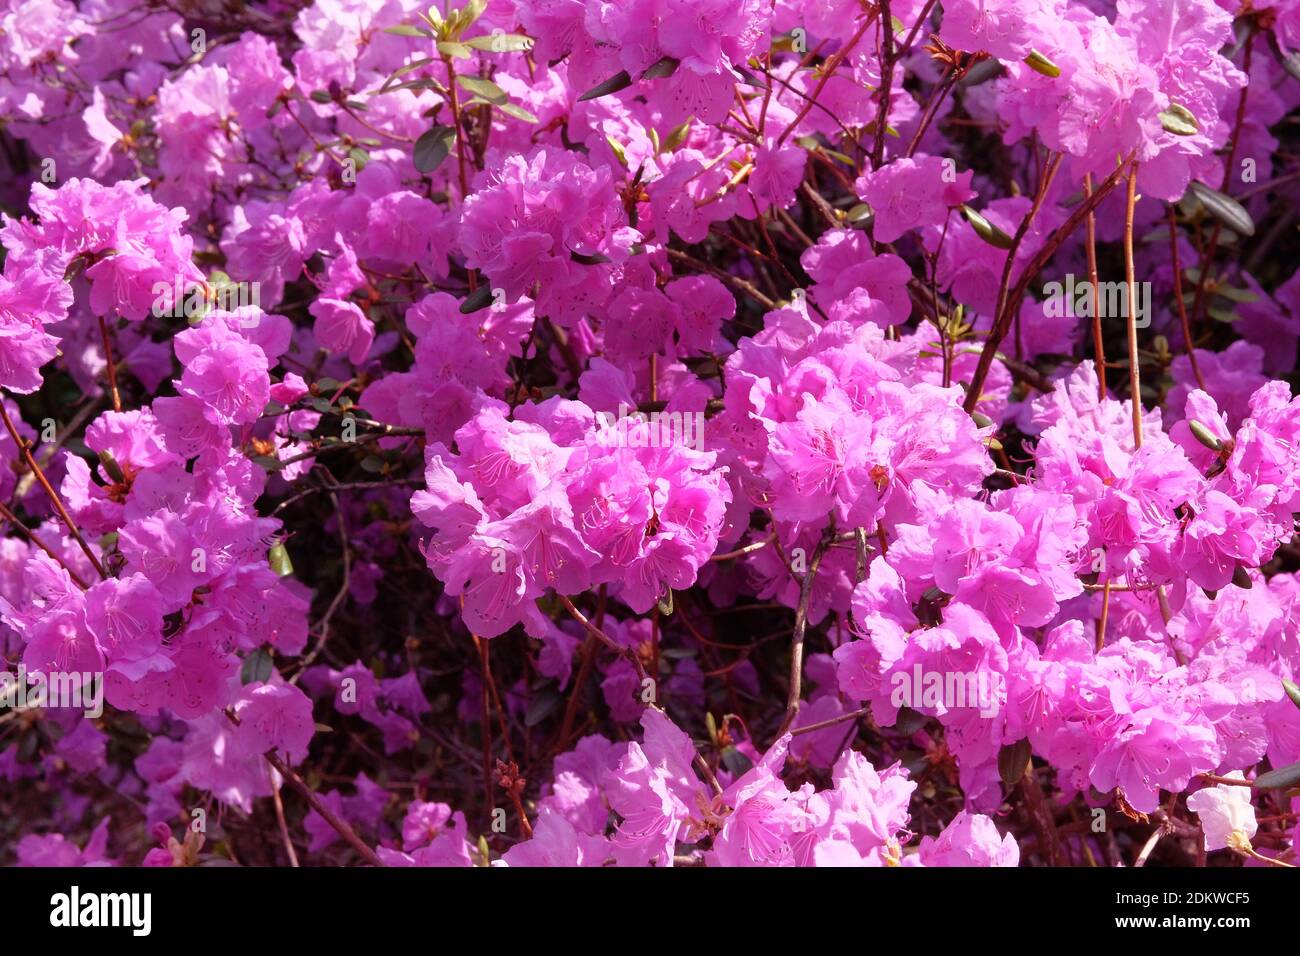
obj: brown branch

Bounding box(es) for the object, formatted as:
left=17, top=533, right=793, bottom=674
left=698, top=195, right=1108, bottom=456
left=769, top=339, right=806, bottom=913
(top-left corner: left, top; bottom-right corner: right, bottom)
left=0, top=399, right=107, bottom=579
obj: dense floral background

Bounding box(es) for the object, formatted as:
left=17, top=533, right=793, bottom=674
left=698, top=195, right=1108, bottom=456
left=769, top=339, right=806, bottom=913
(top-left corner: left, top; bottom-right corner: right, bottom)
left=1, top=0, right=1299, bottom=868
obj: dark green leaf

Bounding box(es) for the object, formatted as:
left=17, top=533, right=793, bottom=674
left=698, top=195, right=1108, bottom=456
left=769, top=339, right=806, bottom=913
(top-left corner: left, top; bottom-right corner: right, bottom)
left=413, top=124, right=455, bottom=173
left=578, top=70, right=632, bottom=102
left=721, top=746, right=754, bottom=777
left=642, top=56, right=680, bottom=80
left=1252, top=761, right=1300, bottom=790
left=241, top=647, right=275, bottom=685
left=459, top=284, right=494, bottom=313
left=998, top=739, right=1032, bottom=787
left=524, top=685, right=564, bottom=727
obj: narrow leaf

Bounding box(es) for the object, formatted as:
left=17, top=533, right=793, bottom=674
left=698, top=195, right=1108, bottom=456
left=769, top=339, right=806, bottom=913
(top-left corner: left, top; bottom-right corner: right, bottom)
left=460, top=284, right=494, bottom=313
left=456, top=74, right=507, bottom=103
left=1023, top=50, right=1061, bottom=78
left=578, top=70, right=632, bottom=102
left=1252, top=761, right=1300, bottom=790
left=1188, top=180, right=1255, bottom=237
left=642, top=56, right=680, bottom=80
left=961, top=204, right=1015, bottom=250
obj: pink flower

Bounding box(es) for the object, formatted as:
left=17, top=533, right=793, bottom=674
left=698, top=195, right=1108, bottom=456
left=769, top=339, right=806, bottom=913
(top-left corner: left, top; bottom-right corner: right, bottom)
left=855, top=154, right=977, bottom=243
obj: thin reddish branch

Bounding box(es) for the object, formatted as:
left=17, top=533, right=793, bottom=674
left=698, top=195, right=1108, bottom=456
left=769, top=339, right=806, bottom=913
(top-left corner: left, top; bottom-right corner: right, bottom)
left=0, top=399, right=108, bottom=579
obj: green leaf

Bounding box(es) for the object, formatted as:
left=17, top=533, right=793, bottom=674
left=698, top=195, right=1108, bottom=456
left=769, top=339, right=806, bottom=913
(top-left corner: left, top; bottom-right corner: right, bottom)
left=642, top=55, right=680, bottom=80
left=413, top=124, right=455, bottom=173
left=347, top=146, right=369, bottom=171
left=662, top=117, right=693, bottom=152
left=961, top=204, right=1015, bottom=250
left=437, top=40, right=473, bottom=59
left=1283, top=678, right=1300, bottom=712
left=460, top=284, right=494, bottom=313
left=1187, top=419, right=1223, bottom=451
left=720, top=746, right=754, bottom=777
left=268, top=543, right=294, bottom=578
left=524, top=684, right=564, bottom=727
left=578, top=70, right=632, bottom=102
left=460, top=0, right=487, bottom=31
left=241, top=647, right=275, bottom=685
left=465, top=32, right=534, bottom=53
left=1214, top=284, right=1259, bottom=304
left=1158, top=102, right=1199, bottom=136
left=309, top=89, right=333, bottom=104
left=605, top=134, right=628, bottom=167
left=998, top=739, right=1032, bottom=787
left=97, top=451, right=125, bottom=484
left=384, top=24, right=434, bottom=37
left=495, top=101, right=539, bottom=123
left=1252, top=761, right=1300, bottom=790
left=455, top=74, right=507, bottom=103
left=845, top=203, right=873, bottom=229
left=1274, top=44, right=1300, bottom=83
left=570, top=249, right=611, bottom=265
left=1023, top=49, right=1061, bottom=78
left=379, top=57, right=437, bottom=92
left=1187, top=180, right=1255, bottom=237
left=360, top=455, right=386, bottom=474
left=960, top=58, right=1004, bottom=87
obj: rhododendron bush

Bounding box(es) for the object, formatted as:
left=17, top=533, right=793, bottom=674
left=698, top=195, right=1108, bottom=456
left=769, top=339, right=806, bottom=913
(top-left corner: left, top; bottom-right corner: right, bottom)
left=3, top=0, right=1300, bottom=871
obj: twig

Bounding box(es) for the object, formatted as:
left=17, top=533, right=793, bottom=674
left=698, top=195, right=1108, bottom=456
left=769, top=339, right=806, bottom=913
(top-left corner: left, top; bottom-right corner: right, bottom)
left=0, top=500, right=89, bottom=589
left=1123, top=161, right=1143, bottom=449
left=288, top=490, right=351, bottom=683
left=0, top=399, right=107, bottom=579
left=272, top=781, right=301, bottom=867
left=789, top=706, right=870, bottom=737
left=97, top=315, right=122, bottom=413
left=775, top=538, right=828, bottom=738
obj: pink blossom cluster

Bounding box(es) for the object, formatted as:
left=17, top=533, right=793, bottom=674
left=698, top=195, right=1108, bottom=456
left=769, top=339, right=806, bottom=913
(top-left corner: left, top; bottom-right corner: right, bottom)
left=2, top=0, right=1300, bottom=869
